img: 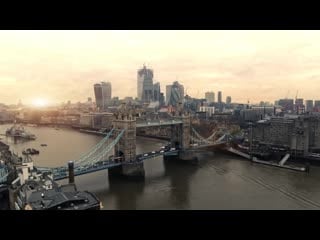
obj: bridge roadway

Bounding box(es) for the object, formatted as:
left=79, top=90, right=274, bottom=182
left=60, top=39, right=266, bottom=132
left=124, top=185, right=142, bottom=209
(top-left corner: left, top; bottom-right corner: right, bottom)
left=49, top=143, right=228, bottom=181
left=79, top=120, right=184, bottom=136
left=40, top=147, right=177, bottom=181
left=38, top=126, right=228, bottom=181
left=136, top=120, right=183, bottom=128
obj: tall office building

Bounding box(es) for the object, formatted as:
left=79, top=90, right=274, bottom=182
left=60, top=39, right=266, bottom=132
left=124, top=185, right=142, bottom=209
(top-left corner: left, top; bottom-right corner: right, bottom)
left=159, top=93, right=165, bottom=107
left=137, top=65, right=154, bottom=102
left=94, top=83, right=103, bottom=110
left=295, top=98, right=304, bottom=113
left=226, top=96, right=232, bottom=105
left=205, top=92, right=215, bottom=103
left=94, top=82, right=112, bottom=111
left=101, top=82, right=112, bottom=108
left=153, top=82, right=161, bottom=102
left=306, top=100, right=314, bottom=112
left=218, top=91, right=222, bottom=103
left=315, top=100, right=320, bottom=111
left=166, top=81, right=184, bottom=107
left=278, top=99, right=294, bottom=112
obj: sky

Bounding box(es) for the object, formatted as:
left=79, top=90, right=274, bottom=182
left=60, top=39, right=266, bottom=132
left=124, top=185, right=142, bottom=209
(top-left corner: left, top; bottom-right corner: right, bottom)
left=1, top=30, right=320, bottom=105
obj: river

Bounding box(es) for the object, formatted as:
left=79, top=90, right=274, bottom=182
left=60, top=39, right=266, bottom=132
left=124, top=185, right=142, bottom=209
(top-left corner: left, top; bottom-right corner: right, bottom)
left=1, top=124, right=320, bottom=210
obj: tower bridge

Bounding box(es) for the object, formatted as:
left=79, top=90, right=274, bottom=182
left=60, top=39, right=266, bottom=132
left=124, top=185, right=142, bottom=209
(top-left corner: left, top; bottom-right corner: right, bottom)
left=33, top=104, right=229, bottom=182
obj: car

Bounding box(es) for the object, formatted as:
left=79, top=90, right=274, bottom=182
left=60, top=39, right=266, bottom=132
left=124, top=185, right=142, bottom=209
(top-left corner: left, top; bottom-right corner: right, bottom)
left=151, top=151, right=156, bottom=154
left=170, top=148, right=176, bottom=151
left=160, top=150, right=164, bottom=153
left=143, top=153, right=148, bottom=157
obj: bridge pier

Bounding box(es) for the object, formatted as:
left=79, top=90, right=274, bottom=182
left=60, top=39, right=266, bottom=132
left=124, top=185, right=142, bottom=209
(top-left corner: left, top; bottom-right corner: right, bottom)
left=121, top=162, right=145, bottom=179
left=108, top=162, right=145, bottom=180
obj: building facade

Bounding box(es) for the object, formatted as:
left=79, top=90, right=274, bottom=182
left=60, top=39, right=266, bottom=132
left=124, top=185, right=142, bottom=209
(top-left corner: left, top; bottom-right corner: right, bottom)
left=205, top=92, right=215, bottom=103
left=240, top=107, right=275, bottom=122
left=94, top=83, right=103, bottom=110
left=218, top=91, right=222, bottom=104
left=315, top=100, right=320, bottom=112
left=226, top=96, right=232, bottom=105
left=306, top=100, right=314, bottom=112
left=79, top=112, right=114, bottom=129
left=295, top=98, right=304, bottom=113
left=278, top=99, right=294, bottom=112
left=253, top=116, right=320, bottom=154
left=94, top=82, right=112, bottom=111
left=101, top=82, right=112, bottom=108
left=166, top=81, right=184, bottom=107
left=153, top=82, right=160, bottom=102
left=199, top=106, right=215, bottom=117
left=137, top=65, right=154, bottom=102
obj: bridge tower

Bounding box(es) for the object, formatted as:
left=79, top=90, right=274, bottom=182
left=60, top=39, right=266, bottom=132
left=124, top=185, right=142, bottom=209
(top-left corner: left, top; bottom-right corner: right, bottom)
left=109, top=103, right=145, bottom=179
left=171, top=102, right=191, bottom=150
left=171, top=115, right=191, bottom=150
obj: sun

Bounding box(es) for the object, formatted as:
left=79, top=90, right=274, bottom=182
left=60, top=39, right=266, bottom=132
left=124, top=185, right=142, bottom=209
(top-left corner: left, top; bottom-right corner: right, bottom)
left=32, top=98, right=48, bottom=107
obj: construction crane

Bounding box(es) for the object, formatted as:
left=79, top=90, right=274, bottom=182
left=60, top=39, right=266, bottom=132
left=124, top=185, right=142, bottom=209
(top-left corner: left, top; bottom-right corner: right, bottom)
left=295, top=90, right=298, bottom=101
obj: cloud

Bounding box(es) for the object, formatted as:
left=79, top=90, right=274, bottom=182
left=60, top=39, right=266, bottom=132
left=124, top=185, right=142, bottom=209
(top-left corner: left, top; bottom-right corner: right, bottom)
left=0, top=76, right=16, bottom=85
left=1, top=31, right=320, bottom=104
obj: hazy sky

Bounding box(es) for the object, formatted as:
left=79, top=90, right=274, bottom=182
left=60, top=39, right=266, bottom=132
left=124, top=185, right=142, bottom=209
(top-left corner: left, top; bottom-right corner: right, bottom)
left=1, top=30, right=320, bottom=105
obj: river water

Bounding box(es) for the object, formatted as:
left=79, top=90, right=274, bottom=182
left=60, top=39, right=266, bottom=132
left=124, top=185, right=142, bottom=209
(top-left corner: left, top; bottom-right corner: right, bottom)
left=1, top=124, right=320, bottom=210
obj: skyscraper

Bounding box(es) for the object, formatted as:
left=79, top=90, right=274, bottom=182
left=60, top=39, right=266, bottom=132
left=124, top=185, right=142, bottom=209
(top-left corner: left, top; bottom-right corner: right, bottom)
left=94, top=82, right=112, bottom=111
left=218, top=91, right=222, bottom=103
left=153, top=82, right=160, bottom=102
left=315, top=100, right=320, bottom=111
left=137, top=65, right=154, bottom=102
left=159, top=92, right=165, bottom=107
left=278, top=99, right=294, bottom=112
left=306, top=100, right=314, bottom=112
left=166, top=81, right=184, bottom=107
left=295, top=98, right=304, bottom=113
left=205, top=92, right=215, bottom=103
left=94, top=83, right=103, bottom=110
left=101, top=82, right=112, bottom=108
left=226, top=96, right=232, bottom=105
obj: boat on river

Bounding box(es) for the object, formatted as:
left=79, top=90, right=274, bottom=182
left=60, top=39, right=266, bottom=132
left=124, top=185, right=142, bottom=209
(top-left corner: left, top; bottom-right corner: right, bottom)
left=5, top=124, right=36, bottom=140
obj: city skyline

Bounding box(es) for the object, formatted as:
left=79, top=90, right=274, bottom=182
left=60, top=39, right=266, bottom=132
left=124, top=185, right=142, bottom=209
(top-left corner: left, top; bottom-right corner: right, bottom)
left=1, top=30, right=320, bottom=105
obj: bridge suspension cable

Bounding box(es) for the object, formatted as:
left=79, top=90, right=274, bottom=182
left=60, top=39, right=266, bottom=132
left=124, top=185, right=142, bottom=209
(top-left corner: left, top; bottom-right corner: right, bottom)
left=74, top=128, right=115, bottom=166
left=78, top=129, right=125, bottom=166
left=42, top=129, right=126, bottom=180
left=191, top=127, right=216, bottom=144
left=191, top=127, right=229, bottom=146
